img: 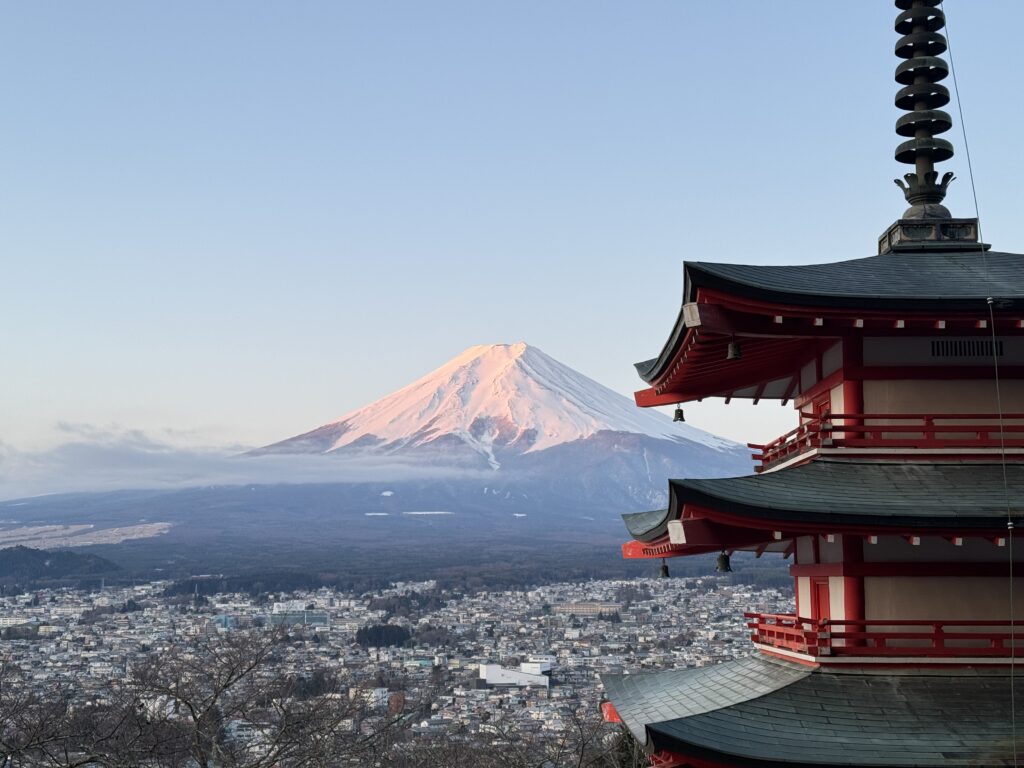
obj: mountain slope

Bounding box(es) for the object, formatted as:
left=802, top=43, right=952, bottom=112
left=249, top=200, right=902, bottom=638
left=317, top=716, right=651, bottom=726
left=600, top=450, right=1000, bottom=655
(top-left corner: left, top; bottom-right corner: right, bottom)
left=0, top=344, right=753, bottom=578
left=0, top=546, right=118, bottom=581
left=258, top=342, right=738, bottom=470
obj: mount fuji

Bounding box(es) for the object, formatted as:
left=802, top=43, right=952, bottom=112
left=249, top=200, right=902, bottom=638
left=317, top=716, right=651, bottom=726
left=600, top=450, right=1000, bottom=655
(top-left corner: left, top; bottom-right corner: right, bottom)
left=254, top=343, right=750, bottom=507
left=0, top=344, right=752, bottom=580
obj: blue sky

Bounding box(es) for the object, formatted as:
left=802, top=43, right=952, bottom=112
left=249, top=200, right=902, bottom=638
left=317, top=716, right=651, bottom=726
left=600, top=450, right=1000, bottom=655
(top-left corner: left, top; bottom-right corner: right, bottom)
left=3, top=1, right=1022, bottom=455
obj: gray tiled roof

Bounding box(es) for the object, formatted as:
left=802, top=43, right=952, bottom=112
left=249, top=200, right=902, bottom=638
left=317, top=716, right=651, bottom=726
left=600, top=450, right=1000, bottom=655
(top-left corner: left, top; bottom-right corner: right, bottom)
left=685, top=251, right=1024, bottom=310
left=622, top=461, right=1024, bottom=540
left=622, top=508, right=670, bottom=542
left=635, top=250, right=1024, bottom=384
left=642, top=665, right=1024, bottom=766
left=602, top=655, right=810, bottom=742
left=675, top=461, right=1024, bottom=529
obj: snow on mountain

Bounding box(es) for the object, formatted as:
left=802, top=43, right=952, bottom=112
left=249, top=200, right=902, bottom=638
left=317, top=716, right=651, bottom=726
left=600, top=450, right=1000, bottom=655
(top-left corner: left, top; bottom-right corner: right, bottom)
left=258, top=343, right=739, bottom=468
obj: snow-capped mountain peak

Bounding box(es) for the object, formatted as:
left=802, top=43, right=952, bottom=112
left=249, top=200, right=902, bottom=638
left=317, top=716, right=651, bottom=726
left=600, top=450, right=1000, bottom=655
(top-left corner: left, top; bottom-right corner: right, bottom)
left=259, top=343, right=736, bottom=467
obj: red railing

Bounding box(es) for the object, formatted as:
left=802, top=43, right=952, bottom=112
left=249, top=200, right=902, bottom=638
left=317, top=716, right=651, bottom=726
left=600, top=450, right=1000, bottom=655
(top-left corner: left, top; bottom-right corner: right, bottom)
left=746, top=612, right=1024, bottom=658
left=749, top=412, right=1024, bottom=470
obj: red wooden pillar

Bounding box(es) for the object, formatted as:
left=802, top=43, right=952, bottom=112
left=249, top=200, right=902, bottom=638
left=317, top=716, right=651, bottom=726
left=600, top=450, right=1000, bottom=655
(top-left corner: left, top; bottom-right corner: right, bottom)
left=842, top=338, right=864, bottom=434
left=842, top=535, right=865, bottom=645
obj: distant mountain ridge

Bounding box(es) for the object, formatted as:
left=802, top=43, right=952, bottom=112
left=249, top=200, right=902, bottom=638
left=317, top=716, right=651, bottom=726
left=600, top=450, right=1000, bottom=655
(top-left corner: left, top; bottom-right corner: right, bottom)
left=256, top=342, right=740, bottom=472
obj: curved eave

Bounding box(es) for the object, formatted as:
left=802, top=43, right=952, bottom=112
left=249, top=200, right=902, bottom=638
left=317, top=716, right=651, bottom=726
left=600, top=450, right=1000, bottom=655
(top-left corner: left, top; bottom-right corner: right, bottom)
left=635, top=250, right=1024, bottom=390
left=621, top=461, right=1024, bottom=559
left=636, top=328, right=820, bottom=407
left=673, top=477, right=1019, bottom=532
left=602, top=656, right=810, bottom=745
left=621, top=508, right=671, bottom=542
left=683, top=256, right=1024, bottom=312
left=637, top=666, right=1024, bottom=766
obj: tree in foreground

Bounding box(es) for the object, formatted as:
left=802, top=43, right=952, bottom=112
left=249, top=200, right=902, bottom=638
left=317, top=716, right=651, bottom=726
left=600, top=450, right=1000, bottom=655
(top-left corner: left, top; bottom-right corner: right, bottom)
left=1, top=631, right=647, bottom=768
left=0, top=630, right=402, bottom=767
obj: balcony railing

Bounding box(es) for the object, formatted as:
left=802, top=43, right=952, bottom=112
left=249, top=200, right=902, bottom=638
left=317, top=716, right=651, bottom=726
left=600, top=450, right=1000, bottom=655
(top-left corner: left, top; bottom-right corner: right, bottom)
left=746, top=612, right=1024, bottom=659
left=749, top=412, right=1024, bottom=471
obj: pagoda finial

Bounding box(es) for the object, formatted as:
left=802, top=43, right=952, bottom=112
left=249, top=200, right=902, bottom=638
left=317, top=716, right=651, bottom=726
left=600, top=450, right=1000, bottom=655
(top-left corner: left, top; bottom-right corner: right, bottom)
left=891, top=0, right=956, bottom=220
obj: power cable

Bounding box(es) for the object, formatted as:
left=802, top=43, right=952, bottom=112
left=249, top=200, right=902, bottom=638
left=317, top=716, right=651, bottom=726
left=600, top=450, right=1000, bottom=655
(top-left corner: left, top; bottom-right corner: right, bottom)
left=942, top=1, right=1018, bottom=760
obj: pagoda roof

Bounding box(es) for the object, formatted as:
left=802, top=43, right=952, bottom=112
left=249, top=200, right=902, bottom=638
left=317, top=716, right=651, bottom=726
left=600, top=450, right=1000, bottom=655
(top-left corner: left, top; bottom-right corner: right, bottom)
left=623, top=508, right=672, bottom=541
left=686, top=251, right=1024, bottom=310
left=603, top=657, right=1022, bottom=766
left=636, top=249, right=1024, bottom=387
left=623, top=461, right=1024, bottom=543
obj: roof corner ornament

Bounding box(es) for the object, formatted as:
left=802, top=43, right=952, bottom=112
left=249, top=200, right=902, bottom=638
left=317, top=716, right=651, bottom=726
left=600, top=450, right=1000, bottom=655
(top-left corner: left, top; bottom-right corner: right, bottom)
left=892, top=0, right=955, bottom=220
left=893, top=170, right=955, bottom=216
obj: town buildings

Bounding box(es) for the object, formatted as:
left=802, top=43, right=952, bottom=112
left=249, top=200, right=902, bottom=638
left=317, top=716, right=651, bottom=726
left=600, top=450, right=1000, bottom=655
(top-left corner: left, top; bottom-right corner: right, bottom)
left=0, top=574, right=788, bottom=761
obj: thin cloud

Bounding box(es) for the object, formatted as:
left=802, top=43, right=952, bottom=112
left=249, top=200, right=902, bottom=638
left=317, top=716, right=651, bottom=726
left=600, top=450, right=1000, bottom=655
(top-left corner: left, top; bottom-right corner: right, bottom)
left=0, top=427, right=485, bottom=500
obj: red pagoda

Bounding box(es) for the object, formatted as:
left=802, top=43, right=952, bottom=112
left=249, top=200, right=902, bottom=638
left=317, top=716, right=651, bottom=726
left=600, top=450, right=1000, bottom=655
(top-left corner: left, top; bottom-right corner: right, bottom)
left=601, top=2, right=1024, bottom=766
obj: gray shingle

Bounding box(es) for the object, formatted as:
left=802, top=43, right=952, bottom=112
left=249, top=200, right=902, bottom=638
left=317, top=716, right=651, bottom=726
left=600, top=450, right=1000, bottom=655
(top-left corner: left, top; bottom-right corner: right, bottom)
left=601, top=656, right=811, bottom=743
left=685, top=251, right=1024, bottom=309
left=613, top=663, right=1024, bottom=766
left=623, top=461, right=1024, bottom=540
left=677, top=461, right=1024, bottom=528
left=635, top=250, right=1024, bottom=384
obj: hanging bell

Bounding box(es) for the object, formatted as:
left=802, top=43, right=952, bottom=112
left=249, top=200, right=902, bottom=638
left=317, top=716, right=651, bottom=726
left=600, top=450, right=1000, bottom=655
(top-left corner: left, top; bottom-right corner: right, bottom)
left=673, top=406, right=685, bottom=423
left=726, top=340, right=742, bottom=361
left=716, top=550, right=732, bottom=573
left=659, top=557, right=670, bottom=578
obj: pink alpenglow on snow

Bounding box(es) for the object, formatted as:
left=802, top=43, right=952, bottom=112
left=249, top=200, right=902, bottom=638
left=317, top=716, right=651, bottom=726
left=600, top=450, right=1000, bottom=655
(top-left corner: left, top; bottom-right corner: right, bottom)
left=258, top=343, right=736, bottom=469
